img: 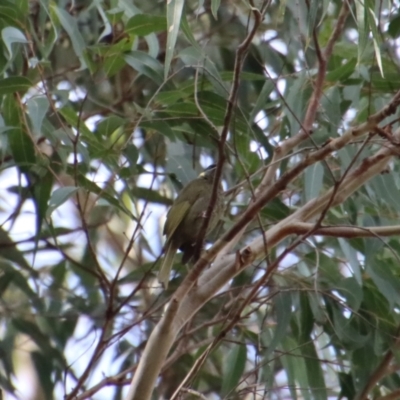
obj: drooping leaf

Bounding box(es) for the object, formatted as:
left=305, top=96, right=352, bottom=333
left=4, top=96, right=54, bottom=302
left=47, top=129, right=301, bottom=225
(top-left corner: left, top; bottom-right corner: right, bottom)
left=46, top=186, right=79, bottom=218
left=304, top=162, right=323, bottom=201
left=1, top=26, right=29, bottom=58
left=165, top=0, right=184, bottom=79
left=221, top=343, right=247, bottom=397
left=52, top=6, right=87, bottom=67
left=125, top=51, right=164, bottom=84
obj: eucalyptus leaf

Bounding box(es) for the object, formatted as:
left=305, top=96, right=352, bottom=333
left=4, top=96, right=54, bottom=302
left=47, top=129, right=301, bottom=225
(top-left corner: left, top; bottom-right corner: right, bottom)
left=304, top=162, right=323, bottom=201
left=0, top=76, right=31, bottom=94
left=125, top=14, right=167, bottom=36
left=27, top=96, right=49, bottom=136
left=46, top=187, right=79, bottom=218
left=52, top=6, right=87, bottom=67
left=165, top=0, right=184, bottom=79
left=221, top=343, right=246, bottom=396
left=125, top=51, right=164, bottom=84
left=1, top=26, right=29, bottom=58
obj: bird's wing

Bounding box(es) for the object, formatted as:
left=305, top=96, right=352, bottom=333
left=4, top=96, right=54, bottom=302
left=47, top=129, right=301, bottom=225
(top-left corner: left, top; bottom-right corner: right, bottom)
left=163, top=200, right=190, bottom=237
left=158, top=241, right=178, bottom=289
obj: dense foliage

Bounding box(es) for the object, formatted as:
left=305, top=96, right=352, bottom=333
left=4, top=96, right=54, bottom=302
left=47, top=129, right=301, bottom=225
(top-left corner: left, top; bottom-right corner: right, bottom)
left=1, top=0, right=400, bottom=399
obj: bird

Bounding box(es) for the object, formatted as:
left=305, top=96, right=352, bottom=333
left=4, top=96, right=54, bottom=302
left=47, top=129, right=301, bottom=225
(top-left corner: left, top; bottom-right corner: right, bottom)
left=158, top=165, right=224, bottom=289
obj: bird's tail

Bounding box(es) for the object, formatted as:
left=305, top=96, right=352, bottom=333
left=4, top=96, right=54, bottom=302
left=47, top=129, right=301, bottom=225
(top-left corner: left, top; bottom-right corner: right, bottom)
left=158, top=243, right=177, bottom=289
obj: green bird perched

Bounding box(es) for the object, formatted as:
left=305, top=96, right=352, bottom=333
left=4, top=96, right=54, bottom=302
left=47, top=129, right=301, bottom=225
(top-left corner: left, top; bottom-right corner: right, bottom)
left=158, top=165, right=224, bottom=289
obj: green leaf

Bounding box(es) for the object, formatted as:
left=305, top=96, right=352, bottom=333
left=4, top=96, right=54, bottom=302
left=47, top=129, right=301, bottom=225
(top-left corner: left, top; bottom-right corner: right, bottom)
left=181, top=11, right=200, bottom=49
left=338, top=238, right=362, bottom=285
left=305, top=0, right=318, bottom=49
left=32, top=167, right=53, bottom=238
left=0, top=242, right=38, bottom=280
left=103, top=54, right=126, bottom=77
left=141, top=120, right=176, bottom=140
left=211, top=0, right=221, bottom=20
left=46, top=187, right=79, bottom=218
left=14, top=0, right=29, bottom=19
left=131, top=187, right=172, bottom=205
left=1, top=26, right=29, bottom=58
left=0, top=5, right=19, bottom=25
left=58, top=106, right=92, bottom=137
left=155, top=90, right=185, bottom=105
left=307, top=292, right=326, bottom=324
left=2, top=93, right=22, bottom=127
left=285, top=73, right=311, bottom=136
left=304, top=162, right=323, bottom=201
left=76, top=174, right=137, bottom=220
left=52, top=6, right=87, bottom=67
left=165, top=0, right=184, bottom=79
left=7, top=128, right=36, bottom=173
left=0, top=232, right=36, bottom=274
left=337, top=277, right=363, bottom=312
left=125, top=14, right=167, bottom=36
left=31, top=351, right=54, bottom=399
left=261, top=197, right=291, bottom=222
left=221, top=343, right=246, bottom=396
left=178, top=46, right=227, bottom=96
left=280, top=336, right=308, bottom=400
left=326, top=58, right=357, bottom=82
left=352, top=345, right=378, bottom=393
left=0, top=264, right=42, bottom=311
left=321, top=85, right=342, bottom=133
left=370, top=173, right=400, bottom=211
left=388, top=13, right=400, bottom=38
left=124, top=51, right=163, bottom=84
left=249, top=80, right=274, bottom=123
left=36, top=1, right=57, bottom=59
left=263, top=292, right=292, bottom=359
left=368, top=7, right=384, bottom=76
left=356, top=0, right=368, bottom=64
left=301, top=342, right=327, bottom=400
left=366, top=257, right=400, bottom=309
left=339, top=372, right=356, bottom=399
left=96, top=116, right=126, bottom=137
left=123, top=144, right=139, bottom=174
left=12, top=319, right=60, bottom=358
left=331, top=305, right=370, bottom=349
left=299, top=293, right=314, bottom=341
left=0, top=77, right=32, bottom=94
left=26, top=96, right=49, bottom=135
left=106, top=9, right=124, bottom=26
left=371, top=72, right=400, bottom=91
left=165, top=141, right=197, bottom=184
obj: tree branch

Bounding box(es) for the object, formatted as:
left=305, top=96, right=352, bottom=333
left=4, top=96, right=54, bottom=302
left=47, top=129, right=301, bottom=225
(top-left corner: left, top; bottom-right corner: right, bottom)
left=124, top=4, right=266, bottom=400
left=260, top=1, right=350, bottom=191
left=123, top=9, right=400, bottom=400
left=193, top=5, right=263, bottom=261
left=287, top=223, right=400, bottom=238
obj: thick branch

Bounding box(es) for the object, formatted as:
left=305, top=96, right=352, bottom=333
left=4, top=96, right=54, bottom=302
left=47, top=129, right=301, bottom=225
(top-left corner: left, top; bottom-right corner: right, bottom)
left=289, top=223, right=400, bottom=238
left=124, top=84, right=400, bottom=400
left=182, top=140, right=400, bottom=335
left=124, top=20, right=400, bottom=400
left=124, top=305, right=178, bottom=400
